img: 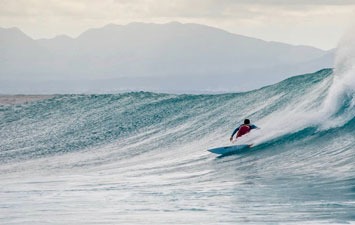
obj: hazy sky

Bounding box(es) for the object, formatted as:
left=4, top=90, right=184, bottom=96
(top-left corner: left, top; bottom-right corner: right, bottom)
left=1, top=0, right=355, bottom=50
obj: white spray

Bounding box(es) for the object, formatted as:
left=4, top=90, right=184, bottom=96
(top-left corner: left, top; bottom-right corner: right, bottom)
left=247, top=26, right=355, bottom=146
left=319, top=26, right=355, bottom=129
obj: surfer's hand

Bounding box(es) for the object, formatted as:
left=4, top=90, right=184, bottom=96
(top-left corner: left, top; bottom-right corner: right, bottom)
left=229, top=137, right=233, bottom=142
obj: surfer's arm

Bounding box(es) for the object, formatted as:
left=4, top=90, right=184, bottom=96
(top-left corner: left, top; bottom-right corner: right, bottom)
left=250, top=124, right=258, bottom=130
left=230, top=127, right=240, bottom=140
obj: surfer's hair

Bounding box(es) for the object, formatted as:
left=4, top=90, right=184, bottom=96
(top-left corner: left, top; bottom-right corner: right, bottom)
left=244, top=119, right=250, bottom=124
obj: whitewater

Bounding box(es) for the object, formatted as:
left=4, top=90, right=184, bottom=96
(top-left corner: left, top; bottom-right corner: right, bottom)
left=1, top=39, right=355, bottom=225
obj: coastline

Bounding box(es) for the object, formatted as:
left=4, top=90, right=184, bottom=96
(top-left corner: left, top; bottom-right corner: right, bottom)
left=0, top=95, right=54, bottom=106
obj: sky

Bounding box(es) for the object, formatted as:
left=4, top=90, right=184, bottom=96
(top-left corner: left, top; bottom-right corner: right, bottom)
left=1, top=0, right=355, bottom=50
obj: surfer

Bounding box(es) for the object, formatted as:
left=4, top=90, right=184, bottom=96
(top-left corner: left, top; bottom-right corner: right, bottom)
left=229, top=119, right=258, bottom=142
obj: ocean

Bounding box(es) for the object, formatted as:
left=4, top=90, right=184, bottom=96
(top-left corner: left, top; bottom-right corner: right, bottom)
left=1, top=67, right=354, bottom=224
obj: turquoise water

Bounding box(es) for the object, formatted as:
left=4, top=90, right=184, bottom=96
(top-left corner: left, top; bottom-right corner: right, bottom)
left=1, top=68, right=355, bottom=224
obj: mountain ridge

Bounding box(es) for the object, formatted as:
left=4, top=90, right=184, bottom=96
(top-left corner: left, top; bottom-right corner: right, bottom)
left=0, top=22, right=334, bottom=93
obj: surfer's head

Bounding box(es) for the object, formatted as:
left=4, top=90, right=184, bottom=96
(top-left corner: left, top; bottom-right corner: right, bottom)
left=244, top=119, right=250, bottom=124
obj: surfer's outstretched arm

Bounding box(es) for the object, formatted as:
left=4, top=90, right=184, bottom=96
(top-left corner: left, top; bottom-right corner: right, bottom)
left=250, top=124, right=259, bottom=129
left=230, top=127, right=240, bottom=141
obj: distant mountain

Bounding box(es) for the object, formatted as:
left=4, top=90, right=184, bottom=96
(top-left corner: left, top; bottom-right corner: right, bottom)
left=0, top=22, right=334, bottom=94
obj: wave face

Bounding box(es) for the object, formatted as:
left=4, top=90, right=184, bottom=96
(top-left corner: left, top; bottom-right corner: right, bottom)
left=1, top=68, right=355, bottom=224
